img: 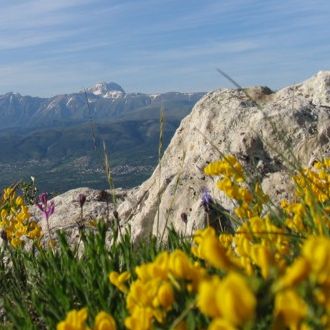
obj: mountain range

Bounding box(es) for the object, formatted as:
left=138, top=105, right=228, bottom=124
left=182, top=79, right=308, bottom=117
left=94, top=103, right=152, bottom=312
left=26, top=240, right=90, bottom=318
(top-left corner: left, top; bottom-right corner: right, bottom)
left=0, top=82, right=205, bottom=193
left=0, top=82, right=204, bottom=129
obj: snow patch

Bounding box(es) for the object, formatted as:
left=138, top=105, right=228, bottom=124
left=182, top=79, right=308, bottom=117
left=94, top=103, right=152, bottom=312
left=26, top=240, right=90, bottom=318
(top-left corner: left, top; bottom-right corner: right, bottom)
left=66, top=97, right=74, bottom=106
left=87, top=81, right=125, bottom=97
left=104, top=90, right=124, bottom=99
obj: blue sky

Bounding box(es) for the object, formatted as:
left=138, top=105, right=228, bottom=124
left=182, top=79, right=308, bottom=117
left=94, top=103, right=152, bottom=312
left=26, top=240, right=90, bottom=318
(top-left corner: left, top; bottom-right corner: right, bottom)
left=0, top=0, right=329, bottom=96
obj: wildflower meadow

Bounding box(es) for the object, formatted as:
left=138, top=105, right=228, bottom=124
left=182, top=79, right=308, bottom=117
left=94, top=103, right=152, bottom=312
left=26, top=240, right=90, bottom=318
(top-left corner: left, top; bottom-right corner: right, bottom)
left=0, top=154, right=330, bottom=330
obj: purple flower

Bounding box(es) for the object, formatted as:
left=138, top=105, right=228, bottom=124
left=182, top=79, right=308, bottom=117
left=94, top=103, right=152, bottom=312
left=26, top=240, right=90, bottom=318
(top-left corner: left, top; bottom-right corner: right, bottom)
left=201, top=188, right=213, bottom=212
left=36, top=192, right=55, bottom=221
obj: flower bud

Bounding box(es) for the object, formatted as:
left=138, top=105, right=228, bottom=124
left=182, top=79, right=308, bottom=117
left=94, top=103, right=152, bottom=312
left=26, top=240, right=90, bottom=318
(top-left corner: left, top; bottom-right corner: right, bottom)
left=0, top=230, right=8, bottom=242
left=180, top=212, right=188, bottom=224
left=79, top=194, right=87, bottom=208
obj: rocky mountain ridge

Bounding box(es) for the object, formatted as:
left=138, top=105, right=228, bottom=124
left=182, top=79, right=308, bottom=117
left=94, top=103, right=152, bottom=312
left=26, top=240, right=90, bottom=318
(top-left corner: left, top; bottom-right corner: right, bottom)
left=0, top=82, right=205, bottom=130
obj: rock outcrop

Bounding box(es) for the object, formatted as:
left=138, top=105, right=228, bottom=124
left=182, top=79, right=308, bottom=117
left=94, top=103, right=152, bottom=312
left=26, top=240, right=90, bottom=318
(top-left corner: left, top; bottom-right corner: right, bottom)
left=30, top=187, right=132, bottom=243
left=117, top=71, right=330, bottom=241
left=33, top=71, right=330, bottom=242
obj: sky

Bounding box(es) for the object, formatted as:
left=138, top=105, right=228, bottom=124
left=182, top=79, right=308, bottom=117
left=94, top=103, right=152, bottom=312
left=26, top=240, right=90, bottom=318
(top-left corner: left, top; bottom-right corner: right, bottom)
left=0, top=0, right=329, bottom=97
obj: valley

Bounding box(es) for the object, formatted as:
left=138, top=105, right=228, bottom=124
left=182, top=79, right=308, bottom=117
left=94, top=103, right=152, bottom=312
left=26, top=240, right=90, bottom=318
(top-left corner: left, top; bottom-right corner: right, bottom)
left=0, top=82, right=204, bottom=193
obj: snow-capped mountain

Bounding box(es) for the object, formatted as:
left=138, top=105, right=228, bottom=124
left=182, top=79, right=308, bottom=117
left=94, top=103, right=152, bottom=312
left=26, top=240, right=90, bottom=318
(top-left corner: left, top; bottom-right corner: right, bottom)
left=85, top=82, right=125, bottom=98
left=0, top=82, right=205, bottom=130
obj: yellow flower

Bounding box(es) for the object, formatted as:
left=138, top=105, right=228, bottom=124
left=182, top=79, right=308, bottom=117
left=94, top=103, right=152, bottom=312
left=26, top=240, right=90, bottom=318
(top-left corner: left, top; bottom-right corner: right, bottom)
left=10, top=237, right=22, bottom=248
left=204, top=160, right=224, bottom=176
left=197, top=276, right=222, bottom=318
left=194, top=227, right=235, bottom=271
left=3, top=187, right=14, bottom=201
left=274, top=289, right=308, bottom=330
left=94, top=311, right=116, bottom=330
left=293, top=159, right=330, bottom=206
left=217, top=178, right=238, bottom=199
left=151, top=251, right=170, bottom=279
left=238, top=187, right=253, bottom=203
left=0, top=208, right=7, bottom=219
left=302, top=236, right=330, bottom=285
left=202, top=233, right=233, bottom=270
left=124, top=306, right=153, bottom=330
left=275, top=258, right=310, bottom=290
left=15, top=196, right=24, bottom=207
left=250, top=245, right=273, bottom=279
left=204, top=155, right=268, bottom=220
left=109, top=271, right=131, bottom=294
left=198, top=273, right=255, bottom=327
left=0, top=186, right=42, bottom=247
left=135, top=251, right=169, bottom=281
left=169, top=250, right=191, bottom=279
left=157, top=281, right=174, bottom=309
left=219, top=234, right=233, bottom=249
left=254, top=182, right=269, bottom=204
left=208, top=318, right=237, bottom=330
left=204, top=155, right=244, bottom=180
left=57, top=307, right=89, bottom=330
left=217, top=273, right=256, bottom=327
left=27, top=221, right=42, bottom=239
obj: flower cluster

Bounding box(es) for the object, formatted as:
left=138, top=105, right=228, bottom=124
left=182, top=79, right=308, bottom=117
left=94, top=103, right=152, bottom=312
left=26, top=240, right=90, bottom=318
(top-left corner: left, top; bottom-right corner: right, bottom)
left=274, top=236, right=330, bottom=329
left=106, top=230, right=259, bottom=330
left=0, top=187, right=42, bottom=247
left=58, top=155, right=330, bottom=330
left=110, top=250, right=205, bottom=330
left=295, top=158, right=330, bottom=203
left=57, top=308, right=116, bottom=330
left=204, top=155, right=268, bottom=220
left=197, top=272, right=256, bottom=329
left=200, top=155, right=330, bottom=329
left=281, top=158, right=330, bottom=235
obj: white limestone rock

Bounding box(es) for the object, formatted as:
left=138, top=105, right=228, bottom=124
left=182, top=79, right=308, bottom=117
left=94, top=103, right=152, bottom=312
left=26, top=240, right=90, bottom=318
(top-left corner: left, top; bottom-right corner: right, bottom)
left=117, top=71, right=330, bottom=241
left=30, top=187, right=131, bottom=244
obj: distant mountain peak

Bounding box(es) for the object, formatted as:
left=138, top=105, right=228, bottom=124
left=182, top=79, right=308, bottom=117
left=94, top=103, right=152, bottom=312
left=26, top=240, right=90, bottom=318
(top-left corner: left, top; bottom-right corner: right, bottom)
left=4, top=92, right=22, bottom=97
left=87, top=82, right=125, bottom=97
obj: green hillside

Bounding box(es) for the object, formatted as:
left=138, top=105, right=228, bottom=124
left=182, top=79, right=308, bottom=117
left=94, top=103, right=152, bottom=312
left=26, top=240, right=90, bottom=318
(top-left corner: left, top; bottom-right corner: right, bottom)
left=0, top=118, right=179, bottom=193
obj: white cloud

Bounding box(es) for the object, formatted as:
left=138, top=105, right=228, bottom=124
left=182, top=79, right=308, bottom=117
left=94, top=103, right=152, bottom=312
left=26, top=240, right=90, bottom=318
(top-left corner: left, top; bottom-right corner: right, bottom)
left=131, top=40, right=260, bottom=63
left=0, top=0, right=97, bottom=50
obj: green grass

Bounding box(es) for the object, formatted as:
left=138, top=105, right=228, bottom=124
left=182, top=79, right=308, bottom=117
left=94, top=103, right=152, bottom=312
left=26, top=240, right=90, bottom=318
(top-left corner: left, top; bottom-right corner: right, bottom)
left=0, top=223, right=191, bottom=329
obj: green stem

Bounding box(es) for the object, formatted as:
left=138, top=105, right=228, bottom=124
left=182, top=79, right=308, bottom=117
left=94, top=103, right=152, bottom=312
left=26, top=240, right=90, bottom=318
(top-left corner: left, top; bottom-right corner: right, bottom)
left=169, top=300, right=196, bottom=330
